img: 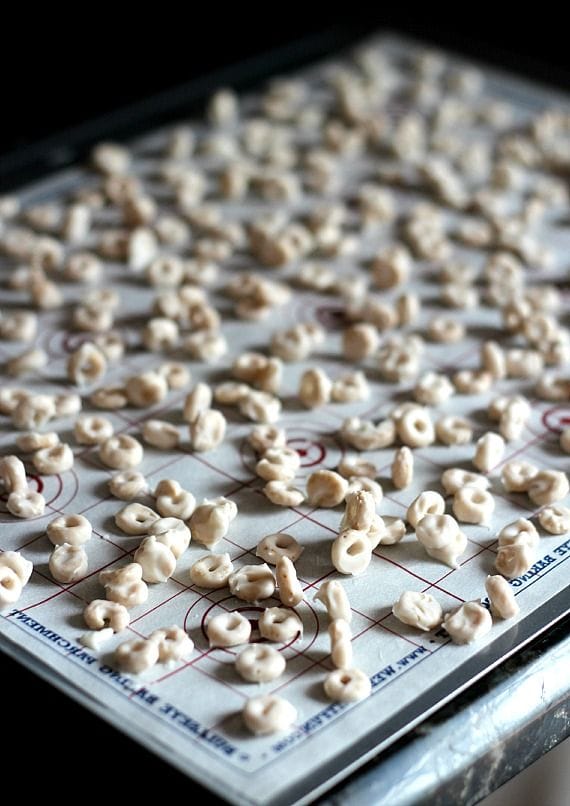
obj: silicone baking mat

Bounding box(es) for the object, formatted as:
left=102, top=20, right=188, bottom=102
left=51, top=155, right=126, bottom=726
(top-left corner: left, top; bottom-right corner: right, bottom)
left=1, top=32, right=569, bottom=806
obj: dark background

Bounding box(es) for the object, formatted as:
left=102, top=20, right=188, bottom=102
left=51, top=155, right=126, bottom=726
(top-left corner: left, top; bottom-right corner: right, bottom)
left=1, top=11, right=568, bottom=797
left=1, top=15, right=570, bottom=162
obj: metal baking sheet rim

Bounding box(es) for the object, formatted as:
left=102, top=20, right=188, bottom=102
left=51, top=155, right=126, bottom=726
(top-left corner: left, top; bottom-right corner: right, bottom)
left=2, top=589, right=568, bottom=806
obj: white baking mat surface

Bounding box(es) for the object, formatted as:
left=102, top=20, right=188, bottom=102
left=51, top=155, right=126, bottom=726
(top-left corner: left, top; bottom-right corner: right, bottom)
left=1, top=33, right=569, bottom=806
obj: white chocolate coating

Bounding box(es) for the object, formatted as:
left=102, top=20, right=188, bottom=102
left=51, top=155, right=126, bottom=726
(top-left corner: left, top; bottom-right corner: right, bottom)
left=314, top=580, right=352, bottom=623
left=134, top=536, right=177, bottom=583
left=485, top=575, right=519, bottom=619
left=148, top=517, right=191, bottom=559
left=99, top=563, right=149, bottom=608
left=329, top=618, right=352, bottom=669
left=392, top=591, right=443, bottom=631
left=6, top=489, right=46, bottom=519
left=114, top=503, right=159, bottom=535
left=155, top=479, right=196, bottom=520
left=115, top=637, right=160, bottom=674
left=190, top=553, right=234, bottom=588
left=276, top=556, right=304, bottom=607
left=80, top=627, right=114, bottom=651
left=242, top=695, right=297, bottom=735
left=341, top=490, right=376, bottom=532
left=331, top=529, right=372, bottom=575
left=228, top=563, right=275, bottom=602
left=443, top=601, right=492, bottom=644
left=538, top=505, right=570, bottom=535
left=259, top=607, right=302, bottom=642
left=49, top=544, right=88, bottom=583
left=84, top=599, right=130, bottom=632
left=207, top=611, right=251, bottom=647
left=190, top=497, right=238, bottom=547
left=527, top=470, right=569, bottom=506
left=235, top=644, right=286, bottom=683
left=452, top=486, right=495, bottom=524
left=324, top=668, right=371, bottom=702
left=497, top=518, right=539, bottom=548
left=306, top=470, right=348, bottom=508
left=256, top=533, right=303, bottom=564
left=149, top=625, right=194, bottom=663
left=501, top=461, right=538, bottom=493
left=109, top=470, right=148, bottom=500
left=0, top=551, right=33, bottom=585
left=441, top=468, right=490, bottom=495
left=407, top=491, right=445, bottom=529
left=473, top=432, right=505, bottom=472
left=47, top=513, right=92, bottom=547
left=495, top=544, right=535, bottom=578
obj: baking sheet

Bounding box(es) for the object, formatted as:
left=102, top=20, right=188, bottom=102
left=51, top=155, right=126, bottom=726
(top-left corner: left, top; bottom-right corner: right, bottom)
left=1, top=32, right=569, bottom=806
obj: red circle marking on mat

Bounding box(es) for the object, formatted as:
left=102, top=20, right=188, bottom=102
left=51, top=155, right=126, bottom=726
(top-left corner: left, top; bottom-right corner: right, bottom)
left=184, top=593, right=320, bottom=661
left=542, top=406, right=570, bottom=434
left=286, top=437, right=326, bottom=468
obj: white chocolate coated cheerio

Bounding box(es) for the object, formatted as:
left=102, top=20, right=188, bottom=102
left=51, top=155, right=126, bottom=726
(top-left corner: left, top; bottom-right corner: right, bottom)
left=276, top=556, right=304, bottom=607
left=391, top=446, right=413, bottom=489
left=329, top=618, right=352, bottom=669
left=115, top=503, right=159, bottom=535
left=315, top=580, right=352, bottom=623
left=47, top=514, right=92, bottom=547
left=235, top=644, right=286, bottom=683
left=228, top=563, right=275, bottom=602
left=109, top=470, right=148, bottom=500
left=485, top=575, right=519, bottom=619
left=501, top=461, right=538, bottom=493
left=190, top=553, right=234, bottom=588
left=242, top=695, right=297, bottom=735
left=538, top=505, right=570, bottom=535
left=306, top=470, right=348, bottom=508
left=331, top=529, right=372, bottom=575
left=527, top=470, right=569, bottom=506
left=115, top=637, right=160, bottom=674
left=441, top=468, right=490, bottom=495
left=153, top=479, right=195, bottom=521
left=497, top=518, right=539, bottom=549
left=341, top=490, right=376, bottom=532
left=99, top=563, right=148, bottom=608
left=452, top=486, right=495, bottom=524
left=207, top=611, right=251, bottom=647
left=256, top=533, right=303, bottom=565
left=443, top=601, right=492, bottom=644
left=324, top=668, right=371, bottom=702
left=0, top=551, right=33, bottom=606
left=84, top=599, right=130, bottom=632
left=100, top=434, right=144, bottom=469
left=133, top=536, right=177, bottom=583
left=32, top=443, right=74, bottom=475
left=407, top=491, right=445, bottom=529
left=149, top=626, right=194, bottom=663
left=392, top=591, right=443, bottom=631
left=148, top=517, right=191, bottom=559
left=259, top=606, right=303, bottom=642
left=473, top=432, right=505, bottom=472
left=190, top=497, right=237, bottom=547
left=49, top=544, right=88, bottom=583
left=495, top=542, right=535, bottom=578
